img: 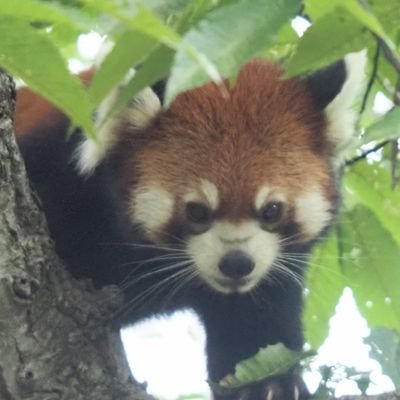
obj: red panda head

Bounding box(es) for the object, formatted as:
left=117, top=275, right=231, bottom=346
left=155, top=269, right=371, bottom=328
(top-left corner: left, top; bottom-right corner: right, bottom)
left=78, top=52, right=366, bottom=294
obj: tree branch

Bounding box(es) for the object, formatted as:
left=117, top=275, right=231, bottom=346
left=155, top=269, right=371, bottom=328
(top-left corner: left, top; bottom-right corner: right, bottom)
left=360, top=41, right=380, bottom=115
left=0, top=72, right=152, bottom=399
left=345, top=140, right=390, bottom=166
left=378, top=38, right=400, bottom=76
left=389, top=78, right=400, bottom=188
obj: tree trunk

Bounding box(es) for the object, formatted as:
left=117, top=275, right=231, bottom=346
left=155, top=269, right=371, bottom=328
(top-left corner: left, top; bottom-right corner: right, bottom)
left=0, top=72, right=152, bottom=399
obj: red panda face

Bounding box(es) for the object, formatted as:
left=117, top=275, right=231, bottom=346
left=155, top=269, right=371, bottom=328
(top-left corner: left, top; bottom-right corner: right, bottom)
left=113, top=59, right=342, bottom=294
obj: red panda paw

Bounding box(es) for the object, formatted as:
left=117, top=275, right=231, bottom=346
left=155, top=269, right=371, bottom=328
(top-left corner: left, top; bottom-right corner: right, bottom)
left=233, top=374, right=310, bottom=400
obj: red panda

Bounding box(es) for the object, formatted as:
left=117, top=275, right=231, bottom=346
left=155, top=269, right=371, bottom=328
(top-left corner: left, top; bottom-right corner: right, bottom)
left=14, top=53, right=366, bottom=400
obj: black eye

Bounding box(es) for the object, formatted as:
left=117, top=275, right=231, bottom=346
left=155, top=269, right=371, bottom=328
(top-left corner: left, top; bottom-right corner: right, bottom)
left=185, top=202, right=212, bottom=225
left=259, top=202, right=284, bottom=229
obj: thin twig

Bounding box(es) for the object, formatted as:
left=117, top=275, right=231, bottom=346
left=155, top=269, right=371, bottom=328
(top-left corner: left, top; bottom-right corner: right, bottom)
left=390, top=139, right=399, bottom=188
left=378, top=37, right=400, bottom=75
left=390, top=78, right=400, bottom=188
left=360, top=41, right=380, bottom=115
left=345, top=140, right=390, bottom=166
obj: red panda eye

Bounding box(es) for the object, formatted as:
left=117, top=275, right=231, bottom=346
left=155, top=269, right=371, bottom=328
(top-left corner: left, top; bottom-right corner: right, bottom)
left=259, top=202, right=284, bottom=229
left=185, top=202, right=212, bottom=226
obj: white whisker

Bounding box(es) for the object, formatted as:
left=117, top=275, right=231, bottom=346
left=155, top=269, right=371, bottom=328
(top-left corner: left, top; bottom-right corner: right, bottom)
left=101, top=241, right=187, bottom=253
left=119, top=267, right=193, bottom=316
left=121, top=260, right=192, bottom=290
left=161, top=266, right=198, bottom=309
left=271, top=261, right=304, bottom=288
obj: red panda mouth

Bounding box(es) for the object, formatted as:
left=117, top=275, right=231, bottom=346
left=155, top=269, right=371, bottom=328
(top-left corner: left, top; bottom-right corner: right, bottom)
left=212, top=276, right=255, bottom=294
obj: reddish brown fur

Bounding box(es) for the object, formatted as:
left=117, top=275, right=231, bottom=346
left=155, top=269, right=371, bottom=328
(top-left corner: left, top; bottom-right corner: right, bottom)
left=14, top=69, right=94, bottom=136
left=117, top=59, right=335, bottom=222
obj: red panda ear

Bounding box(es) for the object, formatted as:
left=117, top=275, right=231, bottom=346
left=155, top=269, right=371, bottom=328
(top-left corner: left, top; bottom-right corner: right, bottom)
left=151, top=79, right=167, bottom=105
left=76, top=38, right=164, bottom=175
left=305, top=60, right=346, bottom=109
left=306, top=50, right=367, bottom=163
left=76, top=85, right=161, bottom=175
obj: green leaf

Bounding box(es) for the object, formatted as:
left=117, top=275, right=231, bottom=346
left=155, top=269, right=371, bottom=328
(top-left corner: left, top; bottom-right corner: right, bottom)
left=0, top=0, right=95, bottom=31
left=286, top=8, right=368, bottom=77
left=81, top=0, right=182, bottom=46
left=0, top=16, right=94, bottom=136
left=344, top=161, right=400, bottom=245
left=213, top=343, right=313, bottom=393
left=304, top=0, right=341, bottom=20
left=339, top=205, right=400, bottom=330
left=82, top=0, right=221, bottom=95
left=369, top=0, right=400, bottom=37
left=362, top=106, right=400, bottom=144
left=88, top=30, right=158, bottom=105
left=0, top=0, right=77, bottom=25
left=341, top=0, right=386, bottom=38
left=305, top=0, right=389, bottom=42
left=304, top=233, right=346, bottom=348
left=110, top=45, right=174, bottom=117
left=175, top=395, right=207, bottom=400
left=365, top=327, right=400, bottom=389
left=144, top=0, right=190, bottom=20
left=165, top=0, right=300, bottom=104
left=262, top=22, right=299, bottom=62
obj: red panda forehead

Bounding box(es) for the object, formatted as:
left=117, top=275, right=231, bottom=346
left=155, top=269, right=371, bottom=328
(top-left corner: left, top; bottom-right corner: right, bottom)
left=135, top=59, right=331, bottom=192
left=164, top=58, right=325, bottom=141
left=126, top=59, right=335, bottom=221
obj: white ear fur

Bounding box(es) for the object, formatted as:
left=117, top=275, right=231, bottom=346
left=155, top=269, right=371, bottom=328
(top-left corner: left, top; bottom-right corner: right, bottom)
left=325, top=50, right=367, bottom=163
left=76, top=82, right=161, bottom=176
left=75, top=38, right=162, bottom=175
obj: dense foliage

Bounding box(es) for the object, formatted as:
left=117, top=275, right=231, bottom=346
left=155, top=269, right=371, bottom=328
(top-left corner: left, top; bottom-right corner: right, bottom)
left=0, top=0, right=399, bottom=396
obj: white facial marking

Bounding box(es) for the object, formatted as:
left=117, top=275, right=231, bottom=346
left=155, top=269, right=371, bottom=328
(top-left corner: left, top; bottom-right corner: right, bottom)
left=184, top=179, right=219, bottom=210
left=199, top=179, right=219, bottom=210
left=131, top=186, right=174, bottom=240
left=255, top=186, right=271, bottom=210
left=255, top=186, right=286, bottom=210
left=295, top=188, right=331, bottom=239
left=325, top=50, right=367, bottom=165
left=187, top=221, right=280, bottom=294
left=215, top=221, right=255, bottom=243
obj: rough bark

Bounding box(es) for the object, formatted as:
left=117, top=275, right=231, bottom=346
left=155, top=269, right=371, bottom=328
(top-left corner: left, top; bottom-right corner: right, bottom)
left=0, top=73, right=152, bottom=399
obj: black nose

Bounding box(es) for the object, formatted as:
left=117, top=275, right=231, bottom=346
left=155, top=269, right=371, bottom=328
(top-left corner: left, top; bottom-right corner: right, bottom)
left=218, top=251, right=255, bottom=279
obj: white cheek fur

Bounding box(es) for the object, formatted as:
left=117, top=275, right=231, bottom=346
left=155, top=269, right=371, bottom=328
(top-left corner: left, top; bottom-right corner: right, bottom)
left=187, top=221, right=279, bottom=294
left=295, top=189, right=332, bottom=240
left=131, top=186, right=174, bottom=240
